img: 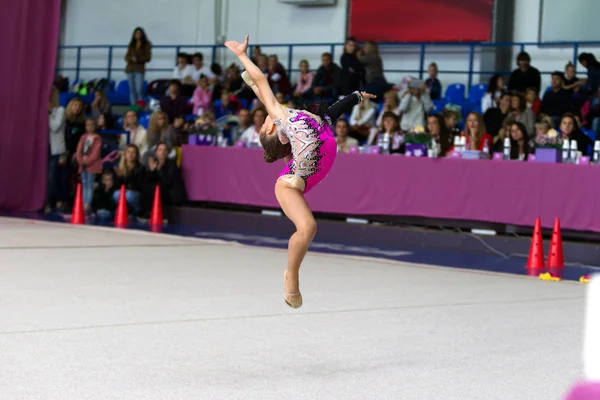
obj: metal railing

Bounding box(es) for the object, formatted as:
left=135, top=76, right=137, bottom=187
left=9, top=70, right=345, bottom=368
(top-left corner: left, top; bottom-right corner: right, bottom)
left=57, top=41, right=600, bottom=89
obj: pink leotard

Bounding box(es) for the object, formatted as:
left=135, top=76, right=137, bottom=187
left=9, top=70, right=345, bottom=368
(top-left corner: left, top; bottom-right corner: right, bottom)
left=273, top=108, right=337, bottom=194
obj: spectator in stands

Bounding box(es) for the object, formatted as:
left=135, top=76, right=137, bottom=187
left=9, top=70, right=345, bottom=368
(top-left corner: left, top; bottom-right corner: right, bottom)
left=73, top=118, right=103, bottom=213
left=90, top=90, right=111, bottom=118
left=92, top=169, right=117, bottom=223
left=47, top=86, right=68, bottom=213
left=173, top=52, right=194, bottom=83
left=191, top=52, right=216, bottom=83
left=239, top=107, right=267, bottom=147
left=124, top=27, right=152, bottom=105
left=481, top=74, right=505, bottom=114
left=122, top=110, right=149, bottom=155
left=578, top=53, right=600, bottom=94
left=267, top=55, right=291, bottom=95
left=559, top=112, right=593, bottom=155
left=541, top=71, right=572, bottom=128
left=251, top=45, right=262, bottom=64
left=349, top=95, right=377, bottom=140
left=508, top=52, right=541, bottom=94
left=375, top=90, right=401, bottom=128
left=144, top=142, right=186, bottom=215
left=492, top=116, right=515, bottom=153
left=399, top=79, right=434, bottom=132
left=510, top=92, right=535, bottom=137
left=340, top=37, right=364, bottom=95
left=230, top=108, right=252, bottom=143
left=64, top=97, right=86, bottom=157
left=192, top=76, right=212, bottom=116
left=508, top=121, right=531, bottom=160
left=256, top=54, right=269, bottom=74
left=160, top=80, right=189, bottom=123
left=215, top=91, right=241, bottom=119
left=483, top=92, right=511, bottom=138
left=461, top=111, right=492, bottom=154
left=535, top=119, right=551, bottom=137
left=358, top=41, right=389, bottom=99
left=312, top=52, right=342, bottom=99
left=145, top=111, right=169, bottom=161
left=209, top=62, right=225, bottom=101
left=443, top=109, right=461, bottom=138
left=427, top=114, right=452, bottom=156
left=223, top=64, right=244, bottom=95
left=334, top=119, right=359, bottom=153
left=113, top=144, right=145, bottom=215
left=367, top=111, right=404, bottom=154
left=97, top=112, right=115, bottom=131
left=163, top=116, right=184, bottom=154
left=293, top=60, right=315, bottom=99
left=425, top=62, right=442, bottom=100
left=563, top=62, right=582, bottom=93
left=525, top=87, right=541, bottom=115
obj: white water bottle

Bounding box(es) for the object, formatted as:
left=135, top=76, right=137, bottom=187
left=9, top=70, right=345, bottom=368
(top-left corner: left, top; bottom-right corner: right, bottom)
left=570, top=140, right=578, bottom=163
left=459, top=136, right=467, bottom=153
left=381, top=134, right=390, bottom=155
left=593, top=141, right=600, bottom=164
left=562, top=139, right=571, bottom=163
left=483, top=138, right=490, bottom=156
left=503, top=137, right=511, bottom=160
left=453, top=136, right=461, bottom=152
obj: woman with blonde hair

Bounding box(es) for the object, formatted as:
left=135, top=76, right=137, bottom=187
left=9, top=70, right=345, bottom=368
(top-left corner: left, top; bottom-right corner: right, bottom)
left=146, top=111, right=168, bottom=153
left=113, top=144, right=145, bottom=215
left=461, top=111, right=492, bottom=154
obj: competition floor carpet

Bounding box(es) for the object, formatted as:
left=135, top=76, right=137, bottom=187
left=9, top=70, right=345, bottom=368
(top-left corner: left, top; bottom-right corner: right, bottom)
left=0, top=217, right=586, bottom=399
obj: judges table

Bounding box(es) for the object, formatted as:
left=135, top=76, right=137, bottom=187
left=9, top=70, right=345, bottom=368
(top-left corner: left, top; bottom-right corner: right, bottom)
left=181, top=145, right=600, bottom=233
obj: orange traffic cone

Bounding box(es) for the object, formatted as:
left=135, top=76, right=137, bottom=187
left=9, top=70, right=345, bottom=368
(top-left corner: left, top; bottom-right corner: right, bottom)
left=526, top=217, right=545, bottom=276
left=114, top=185, right=129, bottom=228
left=547, top=218, right=565, bottom=279
left=149, top=185, right=163, bottom=232
left=71, top=183, right=85, bottom=225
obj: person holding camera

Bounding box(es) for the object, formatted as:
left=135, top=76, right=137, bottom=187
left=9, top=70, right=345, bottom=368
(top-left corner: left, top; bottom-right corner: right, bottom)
left=399, top=79, right=434, bottom=132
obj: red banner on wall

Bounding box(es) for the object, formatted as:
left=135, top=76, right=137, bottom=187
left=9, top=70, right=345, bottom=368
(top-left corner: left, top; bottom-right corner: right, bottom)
left=349, top=0, right=493, bottom=43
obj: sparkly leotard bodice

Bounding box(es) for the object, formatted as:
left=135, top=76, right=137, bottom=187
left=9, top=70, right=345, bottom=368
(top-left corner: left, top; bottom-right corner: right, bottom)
left=273, top=108, right=337, bottom=193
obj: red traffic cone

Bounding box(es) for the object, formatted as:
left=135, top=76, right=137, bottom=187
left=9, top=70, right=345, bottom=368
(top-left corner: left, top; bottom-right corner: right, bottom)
left=114, top=185, right=129, bottom=228
left=526, top=217, right=545, bottom=276
left=547, top=218, right=564, bottom=279
left=149, top=185, right=163, bottom=231
left=71, top=183, right=85, bottom=225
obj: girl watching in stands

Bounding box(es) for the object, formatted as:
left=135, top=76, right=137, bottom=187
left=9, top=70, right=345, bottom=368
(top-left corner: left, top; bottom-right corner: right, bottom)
left=461, top=112, right=492, bottom=155
left=73, top=118, right=103, bottom=213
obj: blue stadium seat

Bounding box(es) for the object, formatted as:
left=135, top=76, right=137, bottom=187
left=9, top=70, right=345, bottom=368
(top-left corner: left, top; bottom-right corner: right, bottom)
left=107, top=80, right=149, bottom=105
left=432, top=99, right=448, bottom=114
left=444, top=83, right=466, bottom=103
left=139, top=114, right=150, bottom=129
left=583, top=128, right=596, bottom=142
left=468, top=83, right=488, bottom=104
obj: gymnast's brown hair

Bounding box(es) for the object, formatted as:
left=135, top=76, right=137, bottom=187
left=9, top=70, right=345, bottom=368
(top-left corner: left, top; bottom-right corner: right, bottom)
left=259, top=131, right=292, bottom=163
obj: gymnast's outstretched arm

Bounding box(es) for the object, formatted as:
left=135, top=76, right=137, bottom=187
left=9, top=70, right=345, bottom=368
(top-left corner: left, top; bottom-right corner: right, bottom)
left=325, top=91, right=376, bottom=122
left=225, top=35, right=285, bottom=120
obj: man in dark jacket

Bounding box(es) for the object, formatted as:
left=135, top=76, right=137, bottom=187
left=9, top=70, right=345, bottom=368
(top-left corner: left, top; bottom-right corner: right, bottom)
left=312, top=52, right=342, bottom=99
left=508, top=52, right=541, bottom=94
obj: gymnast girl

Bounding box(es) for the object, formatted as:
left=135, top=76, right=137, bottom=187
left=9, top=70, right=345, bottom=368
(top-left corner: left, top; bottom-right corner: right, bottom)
left=225, top=35, right=376, bottom=308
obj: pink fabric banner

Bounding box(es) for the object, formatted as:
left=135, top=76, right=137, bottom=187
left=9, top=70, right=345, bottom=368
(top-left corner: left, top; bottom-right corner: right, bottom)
left=182, top=146, right=600, bottom=233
